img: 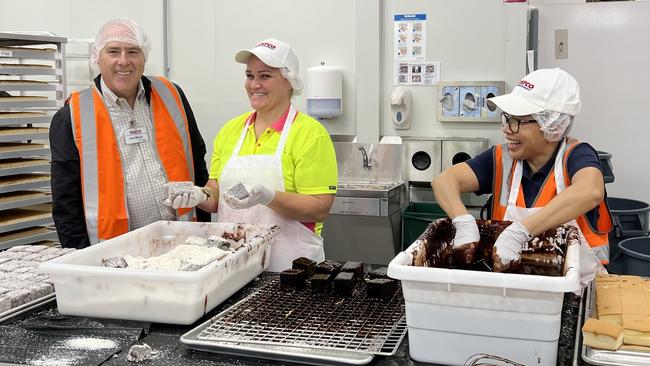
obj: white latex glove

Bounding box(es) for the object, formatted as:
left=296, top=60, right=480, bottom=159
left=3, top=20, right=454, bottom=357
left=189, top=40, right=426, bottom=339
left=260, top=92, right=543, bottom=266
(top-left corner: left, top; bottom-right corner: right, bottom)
left=163, top=183, right=207, bottom=209
left=451, top=214, right=480, bottom=249
left=223, top=184, right=275, bottom=210
left=493, top=221, right=531, bottom=272
left=579, top=242, right=605, bottom=289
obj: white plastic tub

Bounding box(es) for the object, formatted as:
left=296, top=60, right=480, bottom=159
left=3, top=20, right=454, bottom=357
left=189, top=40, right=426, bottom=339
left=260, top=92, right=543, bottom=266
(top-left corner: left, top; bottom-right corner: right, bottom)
left=387, top=220, right=580, bottom=366
left=40, top=221, right=279, bottom=324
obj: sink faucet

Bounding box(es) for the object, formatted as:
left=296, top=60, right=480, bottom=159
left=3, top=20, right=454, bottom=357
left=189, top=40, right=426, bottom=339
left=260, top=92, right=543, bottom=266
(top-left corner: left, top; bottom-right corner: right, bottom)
left=358, top=146, right=372, bottom=169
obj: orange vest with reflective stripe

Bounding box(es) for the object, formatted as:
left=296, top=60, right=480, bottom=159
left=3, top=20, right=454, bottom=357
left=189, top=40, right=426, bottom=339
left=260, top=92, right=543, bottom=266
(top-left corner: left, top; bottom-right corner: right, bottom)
left=69, top=76, right=194, bottom=243
left=491, top=138, right=612, bottom=249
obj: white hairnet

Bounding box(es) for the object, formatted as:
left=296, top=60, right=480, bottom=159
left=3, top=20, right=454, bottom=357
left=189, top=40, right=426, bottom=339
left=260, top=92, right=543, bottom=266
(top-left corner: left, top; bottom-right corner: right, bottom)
left=532, top=110, right=574, bottom=142
left=279, top=67, right=303, bottom=96
left=91, top=18, right=151, bottom=67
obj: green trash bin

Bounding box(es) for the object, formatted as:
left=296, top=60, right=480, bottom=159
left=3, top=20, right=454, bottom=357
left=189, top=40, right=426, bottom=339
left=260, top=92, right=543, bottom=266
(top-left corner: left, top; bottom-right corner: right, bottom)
left=401, top=202, right=448, bottom=250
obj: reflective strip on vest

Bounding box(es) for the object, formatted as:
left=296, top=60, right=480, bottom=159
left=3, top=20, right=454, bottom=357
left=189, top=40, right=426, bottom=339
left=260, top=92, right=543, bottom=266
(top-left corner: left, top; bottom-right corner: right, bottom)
left=69, top=76, right=196, bottom=243
left=148, top=76, right=195, bottom=221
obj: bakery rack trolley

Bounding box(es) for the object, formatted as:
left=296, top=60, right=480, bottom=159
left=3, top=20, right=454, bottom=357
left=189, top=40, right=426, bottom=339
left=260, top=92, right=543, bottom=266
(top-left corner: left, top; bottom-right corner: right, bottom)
left=0, top=32, right=67, bottom=250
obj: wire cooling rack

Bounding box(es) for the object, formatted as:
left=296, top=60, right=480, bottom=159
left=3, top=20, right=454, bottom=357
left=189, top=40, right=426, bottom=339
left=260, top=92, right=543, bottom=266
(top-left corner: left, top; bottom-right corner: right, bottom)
left=192, top=275, right=406, bottom=356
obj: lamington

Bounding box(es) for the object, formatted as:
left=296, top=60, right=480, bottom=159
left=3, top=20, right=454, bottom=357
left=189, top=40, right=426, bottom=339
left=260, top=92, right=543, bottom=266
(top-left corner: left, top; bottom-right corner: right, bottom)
left=292, top=257, right=317, bottom=277
left=280, top=269, right=306, bottom=289
left=310, top=273, right=333, bottom=292
left=368, top=266, right=389, bottom=280
left=366, top=278, right=397, bottom=299
left=333, top=272, right=357, bottom=296
left=315, top=260, right=342, bottom=276
left=340, top=261, right=364, bottom=279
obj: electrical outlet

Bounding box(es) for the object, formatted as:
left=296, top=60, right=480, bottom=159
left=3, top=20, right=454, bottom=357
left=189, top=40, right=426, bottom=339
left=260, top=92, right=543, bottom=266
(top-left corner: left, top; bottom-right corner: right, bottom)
left=555, top=29, right=568, bottom=60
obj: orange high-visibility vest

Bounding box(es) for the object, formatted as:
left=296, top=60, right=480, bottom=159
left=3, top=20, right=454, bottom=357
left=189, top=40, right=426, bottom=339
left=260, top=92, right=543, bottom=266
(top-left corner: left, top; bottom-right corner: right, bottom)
left=491, top=138, right=613, bottom=250
left=69, top=76, right=195, bottom=244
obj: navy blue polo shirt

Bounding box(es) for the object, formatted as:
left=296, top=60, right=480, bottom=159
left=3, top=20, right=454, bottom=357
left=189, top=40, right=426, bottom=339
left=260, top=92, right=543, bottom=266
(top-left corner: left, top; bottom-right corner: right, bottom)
left=466, top=142, right=604, bottom=228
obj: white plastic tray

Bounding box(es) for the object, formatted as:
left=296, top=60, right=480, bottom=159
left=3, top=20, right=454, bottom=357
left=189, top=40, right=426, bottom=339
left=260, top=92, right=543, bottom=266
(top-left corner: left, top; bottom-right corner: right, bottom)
left=40, top=221, right=279, bottom=324
left=387, top=219, right=581, bottom=366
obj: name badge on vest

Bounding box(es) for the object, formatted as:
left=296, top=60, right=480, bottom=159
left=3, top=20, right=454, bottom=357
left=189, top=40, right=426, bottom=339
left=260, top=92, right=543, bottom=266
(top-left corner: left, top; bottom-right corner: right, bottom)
left=125, top=127, right=149, bottom=144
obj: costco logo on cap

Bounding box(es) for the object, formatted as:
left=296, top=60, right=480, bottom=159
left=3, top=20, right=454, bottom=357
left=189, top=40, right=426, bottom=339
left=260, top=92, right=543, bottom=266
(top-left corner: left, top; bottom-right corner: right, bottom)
left=257, top=42, right=276, bottom=50
left=517, top=79, right=534, bottom=91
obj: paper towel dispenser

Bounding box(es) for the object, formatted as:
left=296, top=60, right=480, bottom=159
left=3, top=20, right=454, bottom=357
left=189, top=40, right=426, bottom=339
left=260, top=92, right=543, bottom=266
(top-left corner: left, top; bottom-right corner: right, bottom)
left=306, top=64, right=342, bottom=119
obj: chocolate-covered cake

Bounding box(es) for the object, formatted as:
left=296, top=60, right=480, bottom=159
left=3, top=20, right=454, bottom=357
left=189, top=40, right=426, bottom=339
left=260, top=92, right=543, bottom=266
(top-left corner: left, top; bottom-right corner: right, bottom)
left=341, top=261, right=364, bottom=279
left=368, top=266, right=389, bottom=280
left=315, top=260, right=342, bottom=276
left=292, top=257, right=317, bottom=276
left=310, top=273, right=333, bottom=292
left=333, top=272, right=356, bottom=296
left=280, top=268, right=306, bottom=289
left=411, top=218, right=577, bottom=276
left=366, top=278, right=397, bottom=299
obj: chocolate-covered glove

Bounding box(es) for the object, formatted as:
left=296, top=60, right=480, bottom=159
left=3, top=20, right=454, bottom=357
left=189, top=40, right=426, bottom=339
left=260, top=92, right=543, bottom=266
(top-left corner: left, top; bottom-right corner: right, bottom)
left=451, top=214, right=480, bottom=248
left=451, top=214, right=481, bottom=265
left=493, top=221, right=531, bottom=272
left=163, top=182, right=208, bottom=209
left=224, top=184, right=275, bottom=209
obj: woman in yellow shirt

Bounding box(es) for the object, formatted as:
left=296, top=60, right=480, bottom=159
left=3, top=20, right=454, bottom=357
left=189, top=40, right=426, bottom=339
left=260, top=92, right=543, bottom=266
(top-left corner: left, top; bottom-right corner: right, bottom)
left=166, top=39, right=337, bottom=271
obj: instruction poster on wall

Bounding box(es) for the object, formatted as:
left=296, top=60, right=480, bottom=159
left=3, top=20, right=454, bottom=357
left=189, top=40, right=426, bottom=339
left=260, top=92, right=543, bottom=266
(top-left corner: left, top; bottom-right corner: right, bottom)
left=394, top=13, right=426, bottom=61
left=394, top=61, right=440, bottom=86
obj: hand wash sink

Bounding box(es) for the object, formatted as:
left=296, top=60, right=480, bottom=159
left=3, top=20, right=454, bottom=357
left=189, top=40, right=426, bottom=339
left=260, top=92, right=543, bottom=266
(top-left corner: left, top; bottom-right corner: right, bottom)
left=336, top=181, right=404, bottom=199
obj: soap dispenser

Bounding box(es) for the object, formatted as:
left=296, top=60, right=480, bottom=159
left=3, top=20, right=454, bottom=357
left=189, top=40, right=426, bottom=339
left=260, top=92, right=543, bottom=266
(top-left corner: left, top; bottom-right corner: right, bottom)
left=391, top=87, right=412, bottom=130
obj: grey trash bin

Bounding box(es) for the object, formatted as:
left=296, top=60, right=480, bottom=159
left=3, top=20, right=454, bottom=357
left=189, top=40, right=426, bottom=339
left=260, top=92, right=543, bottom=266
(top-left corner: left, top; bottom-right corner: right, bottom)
left=618, top=237, right=650, bottom=277
left=606, top=197, right=650, bottom=274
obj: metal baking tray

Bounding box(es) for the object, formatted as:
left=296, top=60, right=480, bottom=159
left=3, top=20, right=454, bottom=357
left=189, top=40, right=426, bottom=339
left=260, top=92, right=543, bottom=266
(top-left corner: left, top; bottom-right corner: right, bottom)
left=182, top=275, right=407, bottom=365
left=581, top=281, right=650, bottom=366
left=182, top=338, right=374, bottom=366
left=0, top=293, right=55, bottom=324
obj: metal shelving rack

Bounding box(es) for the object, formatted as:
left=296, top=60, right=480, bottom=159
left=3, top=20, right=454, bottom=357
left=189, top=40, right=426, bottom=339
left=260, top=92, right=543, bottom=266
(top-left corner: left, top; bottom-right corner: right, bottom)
left=0, top=32, right=67, bottom=250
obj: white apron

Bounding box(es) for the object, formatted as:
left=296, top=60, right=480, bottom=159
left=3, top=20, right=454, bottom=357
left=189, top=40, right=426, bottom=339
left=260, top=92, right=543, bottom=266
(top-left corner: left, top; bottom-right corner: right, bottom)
left=504, top=138, right=604, bottom=287
left=218, top=106, right=325, bottom=272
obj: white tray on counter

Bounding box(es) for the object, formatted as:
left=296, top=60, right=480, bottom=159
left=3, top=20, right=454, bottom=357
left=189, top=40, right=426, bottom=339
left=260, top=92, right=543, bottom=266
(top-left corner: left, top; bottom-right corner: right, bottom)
left=40, top=221, right=279, bottom=325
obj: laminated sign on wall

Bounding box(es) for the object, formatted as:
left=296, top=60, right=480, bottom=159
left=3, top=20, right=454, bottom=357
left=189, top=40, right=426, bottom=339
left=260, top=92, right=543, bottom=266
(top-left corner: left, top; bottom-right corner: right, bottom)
left=394, top=14, right=426, bottom=61
left=394, top=61, right=440, bottom=86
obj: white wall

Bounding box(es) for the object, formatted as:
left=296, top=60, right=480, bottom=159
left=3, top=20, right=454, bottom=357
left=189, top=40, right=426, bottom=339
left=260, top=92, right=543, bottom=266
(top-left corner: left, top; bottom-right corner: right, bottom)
left=534, top=1, right=650, bottom=204
left=380, top=0, right=528, bottom=146
left=0, top=0, right=360, bottom=162
left=167, top=0, right=358, bottom=159
left=0, top=0, right=165, bottom=74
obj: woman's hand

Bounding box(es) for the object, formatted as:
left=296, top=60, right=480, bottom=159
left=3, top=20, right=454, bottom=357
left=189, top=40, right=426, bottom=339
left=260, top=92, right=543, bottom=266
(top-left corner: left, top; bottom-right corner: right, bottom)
left=224, top=184, right=275, bottom=209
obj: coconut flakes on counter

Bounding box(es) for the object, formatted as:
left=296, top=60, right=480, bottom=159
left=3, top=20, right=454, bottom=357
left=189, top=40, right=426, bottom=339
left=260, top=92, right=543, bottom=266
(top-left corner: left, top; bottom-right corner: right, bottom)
left=64, top=337, right=117, bottom=350
left=126, top=343, right=156, bottom=362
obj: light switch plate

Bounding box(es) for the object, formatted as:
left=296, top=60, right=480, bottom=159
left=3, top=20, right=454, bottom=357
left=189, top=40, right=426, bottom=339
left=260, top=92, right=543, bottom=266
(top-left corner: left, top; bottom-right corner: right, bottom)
left=555, top=29, right=568, bottom=60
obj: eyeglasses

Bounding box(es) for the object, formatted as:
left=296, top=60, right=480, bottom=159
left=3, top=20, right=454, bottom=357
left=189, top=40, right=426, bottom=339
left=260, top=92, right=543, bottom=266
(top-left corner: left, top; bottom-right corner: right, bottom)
left=501, top=113, right=537, bottom=133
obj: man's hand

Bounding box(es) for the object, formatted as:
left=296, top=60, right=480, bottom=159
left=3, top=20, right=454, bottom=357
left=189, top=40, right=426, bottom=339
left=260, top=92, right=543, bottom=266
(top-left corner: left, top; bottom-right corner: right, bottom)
left=223, top=184, right=275, bottom=210
left=163, top=182, right=208, bottom=209
left=492, top=221, right=531, bottom=272
left=451, top=214, right=480, bottom=249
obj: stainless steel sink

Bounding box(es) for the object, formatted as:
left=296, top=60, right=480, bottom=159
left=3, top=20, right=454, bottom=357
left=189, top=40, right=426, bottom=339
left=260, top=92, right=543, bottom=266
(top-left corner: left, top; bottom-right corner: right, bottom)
left=336, top=181, right=404, bottom=198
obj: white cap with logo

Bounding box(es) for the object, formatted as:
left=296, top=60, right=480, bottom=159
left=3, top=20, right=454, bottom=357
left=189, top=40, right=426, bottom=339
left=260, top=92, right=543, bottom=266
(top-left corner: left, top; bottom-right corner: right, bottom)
left=487, top=68, right=581, bottom=117
left=235, top=38, right=303, bottom=95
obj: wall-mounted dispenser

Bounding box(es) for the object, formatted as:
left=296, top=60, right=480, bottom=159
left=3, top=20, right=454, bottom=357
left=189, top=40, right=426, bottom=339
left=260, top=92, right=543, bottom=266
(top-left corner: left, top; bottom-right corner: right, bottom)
left=306, top=63, right=342, bottom=119
left=437, top=81, right=505, bottom=122
left=390, top=86, right=412, bottom=130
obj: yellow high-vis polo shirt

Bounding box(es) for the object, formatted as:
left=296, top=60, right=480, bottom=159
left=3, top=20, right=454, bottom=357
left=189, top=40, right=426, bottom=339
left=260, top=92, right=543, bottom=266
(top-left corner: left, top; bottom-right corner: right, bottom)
left=209, top=110, right=337, bottom=235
